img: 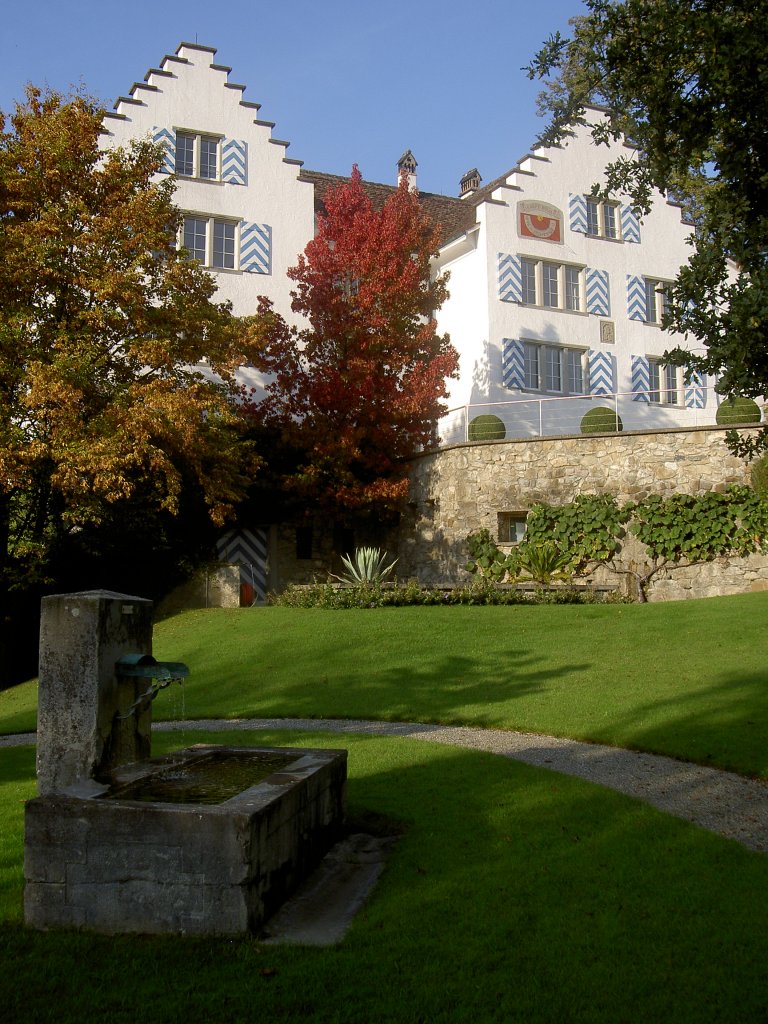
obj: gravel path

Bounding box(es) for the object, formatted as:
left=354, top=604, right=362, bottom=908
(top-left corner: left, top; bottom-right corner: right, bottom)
left=5, top=717, right=768, bottom=853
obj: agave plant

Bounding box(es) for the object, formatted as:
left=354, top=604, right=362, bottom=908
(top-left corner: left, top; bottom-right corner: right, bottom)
left=331, top=546, right=398, bottom=586
left=516, top=541, right=573, bottom=586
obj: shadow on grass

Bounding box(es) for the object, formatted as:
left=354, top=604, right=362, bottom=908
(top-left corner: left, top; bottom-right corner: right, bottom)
left=160, top=646, right=592, bottom=727
left=583, top=667, right=768, bottom=778
left=2, top=731, right=768, bottom=1023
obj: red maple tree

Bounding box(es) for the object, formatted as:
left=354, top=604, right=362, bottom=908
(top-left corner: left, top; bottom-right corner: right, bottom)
left=250, top=166, right=458, bottom=513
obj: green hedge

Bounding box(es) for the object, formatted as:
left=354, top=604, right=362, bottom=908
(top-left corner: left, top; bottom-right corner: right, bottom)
left=751, top=454, right=768, bottom=499
left=468, top=414, right=506, bottom=441
left=270, top=579, right=612, bottom=607
left=580, top=407, right=623, bottom=433
left=715, top=396, right=762, bottom=425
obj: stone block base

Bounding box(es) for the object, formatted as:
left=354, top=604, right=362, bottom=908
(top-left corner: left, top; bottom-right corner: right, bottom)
left=24, top=745, right=347, bottom=935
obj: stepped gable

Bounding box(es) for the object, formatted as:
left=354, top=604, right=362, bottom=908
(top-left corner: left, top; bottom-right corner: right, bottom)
left=103, top=42, right=303, bottom=168
left=106, top=40, right=261, bottom=116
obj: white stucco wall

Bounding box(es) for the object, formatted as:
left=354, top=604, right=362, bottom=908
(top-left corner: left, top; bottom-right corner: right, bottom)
left=434, top=117, right=714, bottom=441
left=434, top=219, right=490, bottom=443
left=102, top=43, right=315, bottom=336
left=102, top=53, right=736, bottom=446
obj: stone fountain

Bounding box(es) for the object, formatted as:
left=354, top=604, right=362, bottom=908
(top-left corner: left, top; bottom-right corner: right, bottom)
left=24, top=590, right=347, bottom=935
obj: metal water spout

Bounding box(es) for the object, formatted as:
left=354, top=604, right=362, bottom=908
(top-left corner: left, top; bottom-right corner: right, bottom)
left=115, top=654, right=189, bottom=719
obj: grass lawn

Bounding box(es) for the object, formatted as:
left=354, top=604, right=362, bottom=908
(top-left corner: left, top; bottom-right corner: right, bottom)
left=2, top=729, right=768, bottom=1023
left=1, top=593, right=767, bottom=1022
left=4, top=591, right=765, bottom=775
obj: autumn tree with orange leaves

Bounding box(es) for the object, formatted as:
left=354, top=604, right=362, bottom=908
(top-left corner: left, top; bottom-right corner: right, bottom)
left=0, top=89, right=260, bottom=684
left=250, top=166, right=458, bottom=515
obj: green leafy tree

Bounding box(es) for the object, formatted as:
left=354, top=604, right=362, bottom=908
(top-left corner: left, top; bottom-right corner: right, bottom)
left=529, top=1, right=768, bottom=454
left=0, top=88, right=260, bottom=684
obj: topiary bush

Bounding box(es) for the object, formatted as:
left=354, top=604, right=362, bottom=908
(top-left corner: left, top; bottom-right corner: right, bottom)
left=580, top=407, right=623, bottom=433
left=749, top=454, right=768, bottom=499
left=715, top=396, right=762, bottom=425
left=468, top=414, right=506, bottom=441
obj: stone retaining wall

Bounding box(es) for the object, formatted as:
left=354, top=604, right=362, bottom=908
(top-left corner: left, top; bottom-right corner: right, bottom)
left=398, top=425, right=768, bottom=601
left=155, top=563, right=240, bottom=616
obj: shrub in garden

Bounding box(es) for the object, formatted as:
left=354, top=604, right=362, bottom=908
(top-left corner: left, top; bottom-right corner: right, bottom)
left=715, top=396, right=761, bottom=425
left=464, top=529, right=519, bottom=582
left=331, top=547, right=397, bottom=585
left=580, top=407, right=623, bottom=433
left=468, top=415, right=506, bottom=441
left=516, top=541, right=573, bottom=585
left=269, top=578, right=608, bottom=608
left=750, top=454, right=768, bottom=499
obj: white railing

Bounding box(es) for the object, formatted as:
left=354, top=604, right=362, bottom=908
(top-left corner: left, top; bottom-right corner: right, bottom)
left=438, top=387, right=760, bottom=447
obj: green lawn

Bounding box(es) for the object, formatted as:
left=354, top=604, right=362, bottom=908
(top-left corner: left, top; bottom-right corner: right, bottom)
left=3, top=729, right=768, bottom=1023
left=2, top=594, right=767, bottom=1022
left=4, top=592, right=765, bottom=775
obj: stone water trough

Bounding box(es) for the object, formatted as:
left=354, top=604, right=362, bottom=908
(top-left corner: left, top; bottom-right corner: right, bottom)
left=24, top=591, right=347, bottom=935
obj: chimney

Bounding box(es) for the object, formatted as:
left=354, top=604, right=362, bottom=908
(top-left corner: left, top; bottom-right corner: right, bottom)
left=397, top=149, right=418, bottom=192
left=460, top=167, right=482, bottom=198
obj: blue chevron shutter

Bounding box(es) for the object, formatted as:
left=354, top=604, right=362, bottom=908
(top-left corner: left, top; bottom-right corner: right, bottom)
left=497, top=253, right=522, bottom=302
left=222, top=138, right=247, bottom=185
left=632, top=355, right=651, bottom=402
left=586, top=268, right=610, bottom=315
left=569, top=194, right=587, bottom=234
left=588, top=350, right=615, bottom=395
left=502, top=339, right=525, bottom=390
left=216, top=528, right=269, bottom=604
left=152, top=126, right=175, bottom=174
left=685, top=370, right=706, bottom=408
left=627, top=275, right=647, bottom=320
left=240, top=222, right=272, bottom=274
left=621, top=205, right=641, bottom=243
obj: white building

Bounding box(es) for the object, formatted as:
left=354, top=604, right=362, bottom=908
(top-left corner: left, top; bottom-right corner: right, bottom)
left=430, top=124, right=707, bottom=445
left=105, top=41, right=705, bottom=443
left=104, top=42, right=723, bottom=595
left=103, top=41, right=316, bottom=402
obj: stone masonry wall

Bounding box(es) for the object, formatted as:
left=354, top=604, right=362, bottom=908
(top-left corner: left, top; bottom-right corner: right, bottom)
left=156, top=563, right=241, bottom=617
left=398, top=425, right=768, bottom=601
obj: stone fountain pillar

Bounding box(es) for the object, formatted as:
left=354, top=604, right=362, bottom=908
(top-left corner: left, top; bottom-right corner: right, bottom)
left=36, top=590, right=153, bottom=796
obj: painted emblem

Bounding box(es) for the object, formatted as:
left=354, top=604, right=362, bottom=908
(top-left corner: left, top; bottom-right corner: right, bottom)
left=518, top=201, right=563, bottom=244
left=600, top=321, right=616, bottom=345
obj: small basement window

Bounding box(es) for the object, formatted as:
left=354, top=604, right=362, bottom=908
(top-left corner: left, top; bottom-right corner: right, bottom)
left=498, top=512, right=528, bottom=544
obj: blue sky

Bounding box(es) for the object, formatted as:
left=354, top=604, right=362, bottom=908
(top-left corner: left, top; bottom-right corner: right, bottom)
left=1, top=0, right=585, bottom=196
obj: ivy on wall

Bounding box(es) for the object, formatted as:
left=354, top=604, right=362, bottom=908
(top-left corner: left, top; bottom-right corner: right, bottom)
left=629, top=488, right=768, bottom=562
left=525, top=495, right=628, bottom=571
left=466, top=486, right=768, bottom=601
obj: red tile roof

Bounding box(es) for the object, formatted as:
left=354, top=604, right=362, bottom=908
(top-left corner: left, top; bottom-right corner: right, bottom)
left=299, top=169, right=481, bottom=247
left=300, top=153, right=547, bottom=249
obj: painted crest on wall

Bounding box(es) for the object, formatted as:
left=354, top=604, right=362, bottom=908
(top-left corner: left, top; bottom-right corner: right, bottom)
left=517, top=201, right=563, bottom=243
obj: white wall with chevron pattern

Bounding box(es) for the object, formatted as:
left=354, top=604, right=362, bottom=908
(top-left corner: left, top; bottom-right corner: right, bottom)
left=434, top=115, right=704, bottom=436
left=216, top=529, right=269, bottom=604
left=104, top=46, right=718, bottom=448
left=104, top=41, right=315, bottom=411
